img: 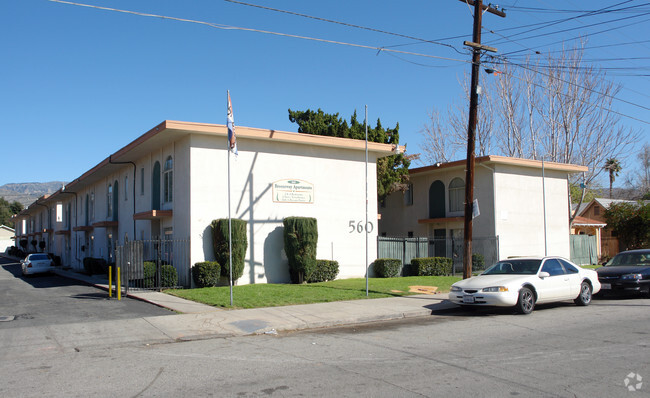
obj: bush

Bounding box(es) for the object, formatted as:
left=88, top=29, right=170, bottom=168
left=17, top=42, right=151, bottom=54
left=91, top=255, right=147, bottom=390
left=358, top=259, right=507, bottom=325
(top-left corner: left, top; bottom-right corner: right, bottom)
left=143, top=261, right=179, bottom=288
left=211, top=219, right=248, bottom=283
left=307, top=260, right=339, bottom=283
left=412, top=257, right=452, bottom=276
left=373, top=258, right=401, bottom=278
left=83, top=257, right=107, bottom=275
left=192, top=261, right=221, bottom=287
left=283, top=217, right=318, bottom=284
left=472, top=253, right=485, bottom=270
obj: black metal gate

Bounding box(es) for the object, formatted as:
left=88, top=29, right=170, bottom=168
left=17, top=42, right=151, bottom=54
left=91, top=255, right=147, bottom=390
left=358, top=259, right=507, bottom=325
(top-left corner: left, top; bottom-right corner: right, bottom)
left=115, top=238, right=191, bottom=292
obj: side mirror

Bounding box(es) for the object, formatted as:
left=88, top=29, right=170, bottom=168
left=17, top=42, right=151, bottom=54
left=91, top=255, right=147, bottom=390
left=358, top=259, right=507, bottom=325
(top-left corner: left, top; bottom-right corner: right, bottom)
left=539, top=271, right=550, bottom=279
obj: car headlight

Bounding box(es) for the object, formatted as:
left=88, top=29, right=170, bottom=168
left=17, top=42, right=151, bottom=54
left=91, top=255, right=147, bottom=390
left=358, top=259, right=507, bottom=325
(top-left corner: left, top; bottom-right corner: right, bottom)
left=482, top=286, right=509, bottom=292
left=621, top=274, right=643, bottom=280
left=450, top=286, right=463, bottom=292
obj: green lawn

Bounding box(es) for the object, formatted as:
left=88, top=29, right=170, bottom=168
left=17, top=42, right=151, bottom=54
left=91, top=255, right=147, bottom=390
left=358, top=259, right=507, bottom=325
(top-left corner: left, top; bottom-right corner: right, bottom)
left=166, top=276, right=461, bottom=309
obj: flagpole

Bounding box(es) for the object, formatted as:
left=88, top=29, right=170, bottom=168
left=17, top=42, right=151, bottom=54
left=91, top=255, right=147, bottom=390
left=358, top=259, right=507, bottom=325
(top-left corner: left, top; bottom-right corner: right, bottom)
left=227, top=90, right=233, bottom=306
left=365, top=105, right=369, bottom=297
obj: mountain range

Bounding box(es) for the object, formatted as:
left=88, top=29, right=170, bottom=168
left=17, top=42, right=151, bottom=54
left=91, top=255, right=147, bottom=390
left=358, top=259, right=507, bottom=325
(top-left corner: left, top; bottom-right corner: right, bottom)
left=0, top=182, right=67, bottom=208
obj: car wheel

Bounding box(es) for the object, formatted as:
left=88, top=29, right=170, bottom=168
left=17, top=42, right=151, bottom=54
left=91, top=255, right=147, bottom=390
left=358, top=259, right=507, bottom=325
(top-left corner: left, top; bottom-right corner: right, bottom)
left=516, top=287, right=535, bottom=314
left=574, top=282, right=592, bottom=306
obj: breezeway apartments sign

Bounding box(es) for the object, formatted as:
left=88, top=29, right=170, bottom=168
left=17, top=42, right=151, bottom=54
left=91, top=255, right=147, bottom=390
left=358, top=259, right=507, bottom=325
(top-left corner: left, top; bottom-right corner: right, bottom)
left=273, top=179, right=314, bottom=204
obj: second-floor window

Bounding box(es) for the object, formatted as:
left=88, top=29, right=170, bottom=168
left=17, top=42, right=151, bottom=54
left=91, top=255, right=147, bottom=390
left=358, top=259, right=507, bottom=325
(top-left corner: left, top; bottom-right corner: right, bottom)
left=449, top=178, right=465, bottom=213
left=107, top=184, right=113, bottom=218
left=163, top=156, right=173, bottom=203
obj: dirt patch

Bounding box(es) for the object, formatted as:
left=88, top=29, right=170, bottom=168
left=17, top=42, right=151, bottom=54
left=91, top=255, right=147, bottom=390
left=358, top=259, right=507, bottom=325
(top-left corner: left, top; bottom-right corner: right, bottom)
left=408, top=286, right=439, bottom=295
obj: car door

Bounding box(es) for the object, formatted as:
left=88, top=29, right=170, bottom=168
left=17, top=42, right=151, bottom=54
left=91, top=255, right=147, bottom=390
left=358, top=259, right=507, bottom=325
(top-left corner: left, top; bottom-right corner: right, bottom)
left=559, top=259, right=582, bottom=298
left=536, top=259, right=569, bottom=303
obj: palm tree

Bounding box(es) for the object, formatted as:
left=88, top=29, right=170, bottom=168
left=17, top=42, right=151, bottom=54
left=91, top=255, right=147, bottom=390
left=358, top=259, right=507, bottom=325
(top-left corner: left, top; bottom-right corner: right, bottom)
left=603, top=158, right=622, bottom=198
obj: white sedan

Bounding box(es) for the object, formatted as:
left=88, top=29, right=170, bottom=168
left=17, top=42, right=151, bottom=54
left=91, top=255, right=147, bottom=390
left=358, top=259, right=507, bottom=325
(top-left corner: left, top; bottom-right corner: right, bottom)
left=448, top=257, right=601, bottom=314
left=21, top=253, right=55, bottom=276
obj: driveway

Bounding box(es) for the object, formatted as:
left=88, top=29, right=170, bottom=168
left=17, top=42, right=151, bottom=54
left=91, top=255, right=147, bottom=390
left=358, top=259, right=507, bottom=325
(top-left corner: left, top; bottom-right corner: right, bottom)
left=0, top=256, right=173, bottom=329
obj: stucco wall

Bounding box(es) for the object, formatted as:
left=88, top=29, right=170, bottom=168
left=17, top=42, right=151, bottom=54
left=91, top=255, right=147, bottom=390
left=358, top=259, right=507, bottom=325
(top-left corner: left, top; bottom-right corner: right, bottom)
left=189, top=134, right=380, bottom=284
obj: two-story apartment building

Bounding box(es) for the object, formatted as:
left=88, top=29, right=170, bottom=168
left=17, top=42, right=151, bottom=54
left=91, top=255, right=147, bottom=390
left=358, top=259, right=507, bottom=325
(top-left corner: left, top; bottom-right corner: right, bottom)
left=13, top=120, right=398, bottom=286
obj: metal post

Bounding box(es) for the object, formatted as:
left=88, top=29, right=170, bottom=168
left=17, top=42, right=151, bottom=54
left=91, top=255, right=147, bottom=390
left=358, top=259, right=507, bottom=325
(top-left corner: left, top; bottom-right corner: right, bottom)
left=542, top=159, right=548, bottom=256
left=228, top=126, right=234, bottom=306
left=108, top=265, right=112, bottom=298
left=365, top=105, right=369, bottom=297
left=117, top=265, right=121, bottom=301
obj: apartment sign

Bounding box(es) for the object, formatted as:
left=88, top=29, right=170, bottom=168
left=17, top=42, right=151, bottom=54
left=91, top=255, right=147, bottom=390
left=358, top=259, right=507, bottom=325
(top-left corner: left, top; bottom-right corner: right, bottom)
left=273, top=179, right=314, bottom=204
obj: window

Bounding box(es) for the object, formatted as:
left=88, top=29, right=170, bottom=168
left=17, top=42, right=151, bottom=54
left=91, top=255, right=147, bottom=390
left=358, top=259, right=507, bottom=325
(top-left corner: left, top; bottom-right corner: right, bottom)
left=89, top=192, right=95, bottom=222
left=404, top=184, right=413, bottom=206
left=107, top=184, right=113, bottom=218
left=140, top=168, right=144, bottom=196
left=163, top=156, right=173, bottom=203
left=541, top=259, right=565, bottom=276
left=124, top=175, right=128, bottom=201
left=448, top=177, right=464, bottom=213
left=559, top=259, right=579, bottom=274
left=594, top=205, right=600, bottom=216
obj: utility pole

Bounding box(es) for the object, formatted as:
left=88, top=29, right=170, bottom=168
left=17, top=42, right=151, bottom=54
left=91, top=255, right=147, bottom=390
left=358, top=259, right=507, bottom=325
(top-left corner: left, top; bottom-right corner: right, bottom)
left=458, top=0, right=505, bottom=279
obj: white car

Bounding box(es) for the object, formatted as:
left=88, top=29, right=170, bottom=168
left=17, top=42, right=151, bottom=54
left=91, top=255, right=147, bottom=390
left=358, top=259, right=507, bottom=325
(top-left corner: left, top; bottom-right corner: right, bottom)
left=448, top=257, right=601, bottom=314
left=21, top=253, right=55, bottom=276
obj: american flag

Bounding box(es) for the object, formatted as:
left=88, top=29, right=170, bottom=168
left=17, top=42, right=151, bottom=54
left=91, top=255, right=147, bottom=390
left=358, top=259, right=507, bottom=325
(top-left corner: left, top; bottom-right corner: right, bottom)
left=227, top=91, right=238, bottom=155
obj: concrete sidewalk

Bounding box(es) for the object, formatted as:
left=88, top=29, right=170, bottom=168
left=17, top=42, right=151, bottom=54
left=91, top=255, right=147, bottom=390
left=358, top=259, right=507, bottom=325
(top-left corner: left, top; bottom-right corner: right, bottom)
left=0, top=265, right=457, bottom=352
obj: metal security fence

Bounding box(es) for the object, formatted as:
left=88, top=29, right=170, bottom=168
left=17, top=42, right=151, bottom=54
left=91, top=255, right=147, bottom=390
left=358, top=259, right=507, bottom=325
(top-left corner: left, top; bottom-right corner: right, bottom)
left=115, top=238, right=191, bottom=292
left=378, top=236, right=499, bottom=275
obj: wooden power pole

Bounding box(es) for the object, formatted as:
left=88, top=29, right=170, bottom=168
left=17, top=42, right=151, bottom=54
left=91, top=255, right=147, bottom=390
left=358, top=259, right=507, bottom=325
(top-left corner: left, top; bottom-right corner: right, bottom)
left=459, top=0, right=505, bottom=279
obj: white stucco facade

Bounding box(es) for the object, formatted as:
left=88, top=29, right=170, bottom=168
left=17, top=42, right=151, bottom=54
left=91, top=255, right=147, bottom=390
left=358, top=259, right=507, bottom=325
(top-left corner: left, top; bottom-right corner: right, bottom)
left=379, top=156, right=587, bottom=262
left=12, top=121, right=396, bottom=285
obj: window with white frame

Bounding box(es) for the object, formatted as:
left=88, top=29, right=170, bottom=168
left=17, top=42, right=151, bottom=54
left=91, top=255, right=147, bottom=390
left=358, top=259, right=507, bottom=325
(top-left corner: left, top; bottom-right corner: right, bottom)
left=449, top=177, right=465, bottom=213
left=163, top=156, right=173, bottom=203
left=404, top=183, right=413, bottom=206
left=107, top=184, right=113, bottom=218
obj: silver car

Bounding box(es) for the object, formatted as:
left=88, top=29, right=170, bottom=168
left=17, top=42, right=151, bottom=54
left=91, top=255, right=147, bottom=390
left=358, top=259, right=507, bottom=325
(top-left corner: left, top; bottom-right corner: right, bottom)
left=21, top=253, right=55, bottom=276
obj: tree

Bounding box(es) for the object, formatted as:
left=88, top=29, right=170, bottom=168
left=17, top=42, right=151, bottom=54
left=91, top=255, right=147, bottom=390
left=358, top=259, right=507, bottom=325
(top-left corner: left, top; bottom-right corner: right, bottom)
left=418, top=42, right=639, bottom=191
left=288, top=108, right=410, bottom=201
left=0, top=197, right=23, bottom=228
left=603, top=158, right=622, bottom=198
left=604, top=202, right=650, bottom=250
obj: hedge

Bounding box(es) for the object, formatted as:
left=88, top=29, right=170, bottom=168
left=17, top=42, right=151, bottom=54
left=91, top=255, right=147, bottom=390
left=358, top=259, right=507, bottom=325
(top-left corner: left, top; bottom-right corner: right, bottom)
left=283, top=217, right=318, bottom=284
left=144, top=261, right=179, bottom=288
left=192, top=261, right=221, bottom=288
left=307, top=260, right=339, bottom=283
left=211, top=219, right=248, bottom=283
left=373, top=258, right=401, bottom=278
left=412, top=257, right=453, bottom=276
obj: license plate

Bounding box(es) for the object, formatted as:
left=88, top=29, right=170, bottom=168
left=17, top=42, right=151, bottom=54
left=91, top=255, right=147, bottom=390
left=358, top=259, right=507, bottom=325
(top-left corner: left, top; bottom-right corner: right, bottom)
left=463, top=295, right=475, bottom=304
left=601, top=283, right=611, bottom=290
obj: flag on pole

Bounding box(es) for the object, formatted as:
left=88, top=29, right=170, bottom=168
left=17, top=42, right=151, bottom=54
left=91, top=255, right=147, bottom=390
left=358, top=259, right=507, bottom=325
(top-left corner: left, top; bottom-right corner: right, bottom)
left=227, top=91, right=238, bottom=155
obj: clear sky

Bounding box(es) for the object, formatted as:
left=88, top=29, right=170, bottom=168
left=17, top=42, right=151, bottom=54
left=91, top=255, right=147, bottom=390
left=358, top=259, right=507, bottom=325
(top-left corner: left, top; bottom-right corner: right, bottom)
left=1, top=0, right=648, bottom=189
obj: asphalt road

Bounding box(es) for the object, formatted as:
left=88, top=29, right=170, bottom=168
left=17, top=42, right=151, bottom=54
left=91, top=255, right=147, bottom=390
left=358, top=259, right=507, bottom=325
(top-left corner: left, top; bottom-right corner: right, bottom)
left=0, top=256, right=173, bottom=328
left=1, top=284, right=648, bottom=397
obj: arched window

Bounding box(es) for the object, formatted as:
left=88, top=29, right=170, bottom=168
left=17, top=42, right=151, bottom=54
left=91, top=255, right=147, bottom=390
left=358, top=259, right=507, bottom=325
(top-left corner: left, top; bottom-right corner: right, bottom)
left=107, top=184, right=113, bottom=218
left=449, top=178, right=465, bottom=213
left=428, top=180, right=445, bottom=218
left=163, top=156, right=173, bottom=203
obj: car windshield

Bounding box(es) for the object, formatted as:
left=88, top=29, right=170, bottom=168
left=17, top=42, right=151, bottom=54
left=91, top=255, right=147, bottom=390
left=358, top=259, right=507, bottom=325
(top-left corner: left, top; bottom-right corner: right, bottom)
left=608, top=252, right=650, bottom=266
left=29, top=254, right=49, bottom=261
left=483, top=259, right=541, bottom=275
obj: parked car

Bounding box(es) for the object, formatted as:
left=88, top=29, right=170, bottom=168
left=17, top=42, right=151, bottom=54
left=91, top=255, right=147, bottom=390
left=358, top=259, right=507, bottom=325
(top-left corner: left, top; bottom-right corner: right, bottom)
left=21, top=253, right=55, bottom=276
left=596, top=249, right=650, bottom=297
left=448, top=257, right=601, bottom=314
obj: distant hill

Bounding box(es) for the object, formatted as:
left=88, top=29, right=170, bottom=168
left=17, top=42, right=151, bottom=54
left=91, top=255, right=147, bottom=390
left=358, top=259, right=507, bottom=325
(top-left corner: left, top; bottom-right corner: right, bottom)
left=0, top=182, right=67, bottom=208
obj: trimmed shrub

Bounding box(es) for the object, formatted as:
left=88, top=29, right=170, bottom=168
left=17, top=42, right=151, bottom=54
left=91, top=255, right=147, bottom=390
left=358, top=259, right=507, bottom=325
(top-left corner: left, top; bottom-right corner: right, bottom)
left=143, top=261, right=179, bottom=288
left=192, top=261, right=221, bottom=288
left=472, top=253, right=485, bottom=270
left=412, top=257, right=453, bottom=276
left=307, top=260, right=339, bottom=283
left=211, top=219, right=248, bottom=283
left=373, top=258, right=402, bottom=278
left=283, top=217, right=318, bottom=284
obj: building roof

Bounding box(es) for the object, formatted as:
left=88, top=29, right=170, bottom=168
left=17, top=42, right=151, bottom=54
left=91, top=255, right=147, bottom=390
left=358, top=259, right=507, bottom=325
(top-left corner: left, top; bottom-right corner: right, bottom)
left=410, top=155, right=588, bottom=175
left=572, top=216, right=606, bottom=228
left=0, top=225, right=15, bottom=233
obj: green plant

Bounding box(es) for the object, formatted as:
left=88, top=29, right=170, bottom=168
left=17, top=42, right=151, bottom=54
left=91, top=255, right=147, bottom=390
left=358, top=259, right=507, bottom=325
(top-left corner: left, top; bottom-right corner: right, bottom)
left=307, top=260, right=339, bottom=283
left=373, top=258, right=402, bottom=278
left=283, top=217, right=318, bottom=284
left=412, top=257, right=453, bottom=276
left=472, top=253, right=485, bottom=270
left=144, top=261, right=179, bottom=288
left=211, top=219, right=248, bottom=283
left=604, top=201, right=650, bottom=250
left=192, top=261, right=221, bottom=288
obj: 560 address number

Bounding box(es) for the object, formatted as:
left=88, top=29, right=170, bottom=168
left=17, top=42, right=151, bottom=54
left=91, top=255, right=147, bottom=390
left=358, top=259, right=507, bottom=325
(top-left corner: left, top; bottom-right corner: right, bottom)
left=348, top=220, right=374, bottom=234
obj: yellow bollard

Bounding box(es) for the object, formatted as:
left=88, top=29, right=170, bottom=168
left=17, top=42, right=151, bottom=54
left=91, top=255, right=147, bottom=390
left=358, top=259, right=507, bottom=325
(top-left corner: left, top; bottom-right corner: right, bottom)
left=117, top=266, right=121, bottom=301
left=108, top=266, right=112, bottom=298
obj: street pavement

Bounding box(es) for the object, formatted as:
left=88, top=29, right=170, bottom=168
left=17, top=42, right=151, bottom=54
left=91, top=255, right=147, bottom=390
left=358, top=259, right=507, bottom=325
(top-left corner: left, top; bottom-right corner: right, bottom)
left=0, top=255, right=456, bottom=352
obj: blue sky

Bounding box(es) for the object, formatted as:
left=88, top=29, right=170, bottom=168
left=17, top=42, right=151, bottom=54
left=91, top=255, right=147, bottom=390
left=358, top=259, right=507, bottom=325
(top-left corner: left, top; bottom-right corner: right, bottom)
left=1, top=0, right=648, bottom=189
